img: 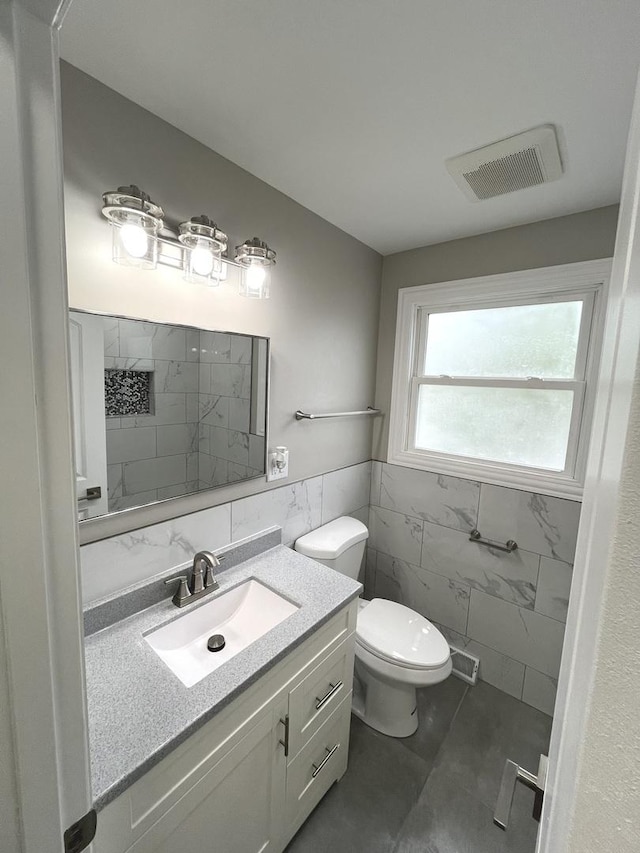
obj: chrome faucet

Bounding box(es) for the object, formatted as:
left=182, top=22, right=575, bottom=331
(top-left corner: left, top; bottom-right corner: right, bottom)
left=164, top=550, right=223, bottom=607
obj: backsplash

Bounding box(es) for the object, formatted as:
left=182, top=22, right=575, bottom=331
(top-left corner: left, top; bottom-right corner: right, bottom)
left=366, top=461, right=579, bottom=716
left=80, top=460, right=371, bottom=604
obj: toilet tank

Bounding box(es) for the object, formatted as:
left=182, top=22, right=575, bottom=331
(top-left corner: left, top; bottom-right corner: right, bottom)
left=294, top=517, right=368, bottom=579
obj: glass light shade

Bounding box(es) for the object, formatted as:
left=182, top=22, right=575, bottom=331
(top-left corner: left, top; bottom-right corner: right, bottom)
left=182, top=237, right=223, bottom=285
left=240, top=260, right=271, bottom=298
left=102, top=187, right=163, bottom=270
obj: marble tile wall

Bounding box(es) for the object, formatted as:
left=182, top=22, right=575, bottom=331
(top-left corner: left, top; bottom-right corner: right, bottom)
left=367, top=461, right=580, bottom=716
left=80, top=461, right=372, bottom=604
left=105, top=318, right=200, bottom=511
left=104, top=323, right=264, bottom=510
left=197, top=331, right=263, bottom=489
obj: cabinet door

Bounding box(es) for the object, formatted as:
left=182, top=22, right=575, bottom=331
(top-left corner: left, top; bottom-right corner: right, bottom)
left=126, top=705, right=287, bottom=853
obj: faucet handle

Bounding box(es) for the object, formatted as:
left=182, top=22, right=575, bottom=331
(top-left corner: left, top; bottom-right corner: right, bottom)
left=204, top=564, right=219, bottom=590
left=164, top=575, right=191, bottom=607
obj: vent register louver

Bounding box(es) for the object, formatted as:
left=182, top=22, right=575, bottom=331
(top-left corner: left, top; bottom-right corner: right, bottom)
left=446, top=125, right=563, bottom=201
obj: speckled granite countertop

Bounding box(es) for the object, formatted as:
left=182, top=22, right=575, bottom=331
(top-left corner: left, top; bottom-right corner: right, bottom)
left=84, top=545, right=361, bottom=811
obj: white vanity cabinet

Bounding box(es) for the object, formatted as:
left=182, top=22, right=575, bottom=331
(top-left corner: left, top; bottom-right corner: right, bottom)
left=92, top=601, right=357, bottom=853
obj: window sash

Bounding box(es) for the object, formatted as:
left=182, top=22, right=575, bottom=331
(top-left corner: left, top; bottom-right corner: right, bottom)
left=407, top=376, right=586, bottom=477
left=414, top=291, right=596, bottom=384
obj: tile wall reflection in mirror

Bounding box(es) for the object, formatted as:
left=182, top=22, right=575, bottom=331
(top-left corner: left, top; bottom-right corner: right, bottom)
left=69, top=311, right=268, bottom=520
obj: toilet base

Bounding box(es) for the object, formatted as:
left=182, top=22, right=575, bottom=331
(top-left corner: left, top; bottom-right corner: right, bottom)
left=353, top=659, right=419, bottom=738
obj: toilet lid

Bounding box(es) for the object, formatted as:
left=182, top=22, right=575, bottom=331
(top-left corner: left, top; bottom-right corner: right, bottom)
left=356, top=599, right=450, bottom=670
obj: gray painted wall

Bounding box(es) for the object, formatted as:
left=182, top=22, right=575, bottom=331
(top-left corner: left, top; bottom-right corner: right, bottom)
left=60, top=62, right=382, bottom=543
left=372, top=205, right=619, bottom=458
left=0, top=607, right=20, bottom=853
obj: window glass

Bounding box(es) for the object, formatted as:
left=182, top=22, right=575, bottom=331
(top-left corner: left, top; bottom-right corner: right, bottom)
left=423, top=301, right=583, bottom=379
left=415, top=385, right=574, bottom=470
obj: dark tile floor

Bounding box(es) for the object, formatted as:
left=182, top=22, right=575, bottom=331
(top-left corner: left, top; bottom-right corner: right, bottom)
left=286, top=679, right=552, bottom=853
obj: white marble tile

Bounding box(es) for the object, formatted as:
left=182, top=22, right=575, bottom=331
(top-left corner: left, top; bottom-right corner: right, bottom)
left=349, top=505, right=370, bottom=527
left=186, top=329, right=200, bottom=362
left=157, top=482, right=196, bottom=500
left=321, top=462, right=372, bottom=524
left=104, top=356, right=154, bottom=371
left=156, top=423, right=197, bottom=457
left=198, top=362, right=211, bottom=395
left=80, top=502, right=231, bottom=604
left=199, top=454, right=228, bottom=487
left=198, top=423, right=210, bottom=456
left=231, top=477, right=322, bottom=545
left=227, top=430, right=250, bottom=466
left=230, top=334, right=252, bottom=364
left=229, top=397, right=250, bottom=432
left=434, top=623, right=525, bottom=700
left=364, top=548, right=377, bottom=598
left=199, top=394, right=229, bottom=428
left=110, top=490, right=158, bottom=513
left=123, top=454, right=186, bottom=494
left=228, top=462, right=248, bottom=482
left=107, top=464, right=123, bottom=501
left=120, top=393, right=186, bottom=428
left=118, top=319, right=187, bottom=361
left=200, top=331, right=231, bottom=363
left=368, top=505, right=423, bottom=565
left=153, top=361, right=199, bottom=393
left=421, top=521, right=539, bottom=609
left=380, top=464, right=479, bottom=532
left=374, top=553, right=470, bottom=634
left=467, top=589, right=566, bottom=677
left=477, top=485, right=580, bottom=563
left=186, top=452, right=199, bottom=483
left=103, top=316, right=119, bottom=356
left=210, top=364, right=250, bottom=399
left=105, top=417, right=121, bottom=430
left=186, top=393, right=199, bottom=424
left=522, top=668, right=557, bottom=716
left=370, top=460, right=382, bottom=506
left=106, top=427, right=156, bottom=465
left=535, top=557, right=573, bottom=623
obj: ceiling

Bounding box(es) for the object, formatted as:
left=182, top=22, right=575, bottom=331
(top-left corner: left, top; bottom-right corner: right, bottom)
left=60, top=0, right=640, bottom=255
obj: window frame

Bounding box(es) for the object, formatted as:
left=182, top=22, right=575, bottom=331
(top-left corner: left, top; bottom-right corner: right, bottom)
left=388, top=259, right=611, bottom=500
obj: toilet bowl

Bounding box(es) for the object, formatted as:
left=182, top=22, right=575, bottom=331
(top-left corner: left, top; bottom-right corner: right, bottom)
left=294, top=517, right=452, bottom=738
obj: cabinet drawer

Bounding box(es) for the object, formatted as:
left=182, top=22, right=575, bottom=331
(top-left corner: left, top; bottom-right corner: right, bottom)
left=288, top=637, right=354, bottom=758
left=286, top=694, right=352, bottom=835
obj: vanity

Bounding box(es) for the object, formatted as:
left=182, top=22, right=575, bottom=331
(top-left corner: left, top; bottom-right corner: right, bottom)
left=84, top=539, right=361, bottom=853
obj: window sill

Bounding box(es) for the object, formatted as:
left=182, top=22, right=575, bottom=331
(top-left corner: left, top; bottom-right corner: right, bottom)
left=387, top=448, right=583, bottom=501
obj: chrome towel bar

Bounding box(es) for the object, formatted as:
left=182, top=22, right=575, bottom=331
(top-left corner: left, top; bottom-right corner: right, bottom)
left=295, top=407, right=381, bottom=420
left=469, top=528, right=518, bottom=553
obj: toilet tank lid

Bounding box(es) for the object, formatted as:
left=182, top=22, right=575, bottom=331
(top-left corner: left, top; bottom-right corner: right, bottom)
left=295, top=517, right=368, bottom=559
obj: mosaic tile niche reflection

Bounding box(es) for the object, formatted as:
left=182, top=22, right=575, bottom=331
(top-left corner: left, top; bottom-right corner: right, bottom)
left=105, top=369, right=152, bottom=417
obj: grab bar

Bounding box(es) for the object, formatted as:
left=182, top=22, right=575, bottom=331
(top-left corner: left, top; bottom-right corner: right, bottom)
left=295, top=407, right=381, bottom=420
left=469, top=528, right=518, bottom=553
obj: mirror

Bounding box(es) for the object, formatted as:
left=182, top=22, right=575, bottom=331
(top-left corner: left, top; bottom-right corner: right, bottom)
left=69, top=310, right=268, bottom=520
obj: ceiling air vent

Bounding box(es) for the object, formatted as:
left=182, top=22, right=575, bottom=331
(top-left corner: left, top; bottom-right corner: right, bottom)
left=445, top=125, right=563, bottom=202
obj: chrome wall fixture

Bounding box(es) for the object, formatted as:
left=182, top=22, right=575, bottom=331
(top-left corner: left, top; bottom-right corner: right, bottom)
left=101, top=185, right=276, bottom=298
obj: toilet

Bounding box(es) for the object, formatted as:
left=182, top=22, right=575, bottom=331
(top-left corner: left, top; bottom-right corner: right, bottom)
left=294, top=516, right=452, bottom=738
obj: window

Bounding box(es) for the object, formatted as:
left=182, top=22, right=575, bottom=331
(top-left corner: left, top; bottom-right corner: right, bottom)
left=388, top=260, right=610, bottom=499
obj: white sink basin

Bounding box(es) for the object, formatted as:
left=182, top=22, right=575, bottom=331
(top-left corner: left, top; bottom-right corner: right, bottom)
left=145, top=579, right=299, bottom=687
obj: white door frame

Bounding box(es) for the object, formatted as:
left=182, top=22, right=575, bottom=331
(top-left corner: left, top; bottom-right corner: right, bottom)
left=537, top=67, right=640, bottom=850
left=0, top=1, right=92, bottom=851
left=2, top=1, right=639, bottom=851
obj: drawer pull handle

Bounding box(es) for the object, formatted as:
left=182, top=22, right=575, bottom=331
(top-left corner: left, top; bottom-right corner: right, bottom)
left=315, top=680, right=343, bottom=711
left=312, top=743, right=339, bottom=778
left=279, top=716, right=290, bottom=757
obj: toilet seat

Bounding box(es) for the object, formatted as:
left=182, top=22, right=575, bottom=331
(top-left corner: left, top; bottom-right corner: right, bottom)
left=356, top=599, right=450, bottom=671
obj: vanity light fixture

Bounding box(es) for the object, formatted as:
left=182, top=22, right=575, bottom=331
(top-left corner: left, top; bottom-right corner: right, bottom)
left=234, top=237, right=276, bottom=299
left=100, top=187, right=275, bottom=297
left=101, top=185, right=164, bottom=269
left=178, top=215, right=228, bottom=286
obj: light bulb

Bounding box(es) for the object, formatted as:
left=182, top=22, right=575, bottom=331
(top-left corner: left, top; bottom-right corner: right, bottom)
left=191, top=246, right=214, bottom=277
left=119, top=223, right=148, bottom=258
left=245, top=263, right=267, bottom=292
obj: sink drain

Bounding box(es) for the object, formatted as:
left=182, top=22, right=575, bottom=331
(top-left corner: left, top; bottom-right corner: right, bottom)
left=207, top=634, right=226, bottom=652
